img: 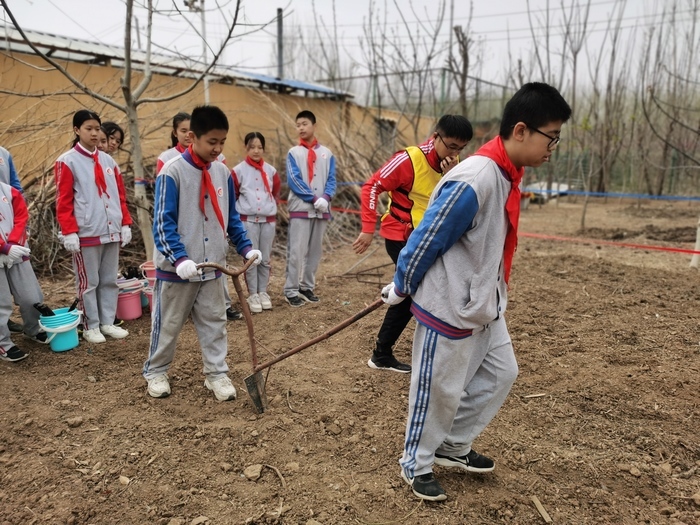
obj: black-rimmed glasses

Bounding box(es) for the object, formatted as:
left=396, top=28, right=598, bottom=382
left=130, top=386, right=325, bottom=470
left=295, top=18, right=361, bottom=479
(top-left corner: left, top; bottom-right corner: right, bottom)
left=527, top=126, right=560, bottom=149
left=436, top=133, right=467, bottom=153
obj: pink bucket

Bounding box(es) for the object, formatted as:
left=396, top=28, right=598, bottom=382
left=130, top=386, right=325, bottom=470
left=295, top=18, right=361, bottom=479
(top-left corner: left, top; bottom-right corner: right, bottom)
left=140, top=261, right=156, bottom=279
left=116, top=289, right=143, bottom=320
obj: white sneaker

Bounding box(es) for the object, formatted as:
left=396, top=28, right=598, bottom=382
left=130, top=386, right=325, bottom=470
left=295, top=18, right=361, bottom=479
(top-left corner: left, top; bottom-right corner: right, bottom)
left=83, top=328, right=106, bottom=344
left=100, top=324, right=129, bottom=339
left=259, top=292, right=272, bottom=310
left=204, top=375, right=237, bottom=401
left=247, top=294, right=263, bottom=313
left=147, top=374, right=171, bottom=398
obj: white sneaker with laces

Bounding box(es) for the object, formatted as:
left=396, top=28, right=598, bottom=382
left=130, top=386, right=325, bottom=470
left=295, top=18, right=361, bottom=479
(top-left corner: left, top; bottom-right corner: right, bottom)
left=247, top=293, right=263, bottom=313
left=259, top=292, right=272, bottom=310
left=83, top=328, right=107, bottom=344
left=100, top=324, right=129, bottom=339
left=204, top=375, right=237, bottom=401
left=147, top=374, right=171, bottom=398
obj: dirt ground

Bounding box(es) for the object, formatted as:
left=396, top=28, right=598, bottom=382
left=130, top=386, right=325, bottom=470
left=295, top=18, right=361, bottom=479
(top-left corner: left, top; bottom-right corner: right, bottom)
left=2, top=198, right=700, bottom=525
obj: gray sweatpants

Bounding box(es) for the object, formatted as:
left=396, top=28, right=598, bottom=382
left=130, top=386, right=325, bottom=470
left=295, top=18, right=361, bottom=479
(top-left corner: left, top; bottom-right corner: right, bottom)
left=284, top=218, right=327, bottom=298
left=242, top=221, right=275, bottom=294
left=0, top=260, right=44, bottom=350
left=143, top=277, right=229, bottom=380
left=400, top=316, right=519, bottom=478
left=73, top=243, right=119, bottom=330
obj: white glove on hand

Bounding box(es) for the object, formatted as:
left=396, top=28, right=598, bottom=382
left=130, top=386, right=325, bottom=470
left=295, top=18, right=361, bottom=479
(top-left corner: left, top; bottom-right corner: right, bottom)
left=0, top=254, right=14, bottom=269
left=7, top=244, right=31, bottom=262
left=121, top=225, right=132, bottom=247
left=176, top=259, right=201, bottom=280
left=313, top=197, right=329, bottom=213
left=63, top=233, right=80, bottom=253
left=245, top=249, right=263, bottom=266
left=381, top=282, right=406, bottom=305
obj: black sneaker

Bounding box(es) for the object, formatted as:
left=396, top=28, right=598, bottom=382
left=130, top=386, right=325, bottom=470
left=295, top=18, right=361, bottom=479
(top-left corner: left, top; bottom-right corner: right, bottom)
left=77, top=323, right=84, bottom=335
left=434, top=449, right=495, bottom=473
left=24, top=332, right=49, bottom=344
left=401, top=470, right=447, bottom=502
left=7, top=319, right=23, bottom=333
left=367, top=354, right=411, bottom=373
left=226, top=307, right=243, bottom=321
left=0, top=345, right=28, bottom=362
left=298, top=289, right=319, bottom=302
left=285, top=295, right=306, bottom=308
left=113, top=317, right=124, bottom=327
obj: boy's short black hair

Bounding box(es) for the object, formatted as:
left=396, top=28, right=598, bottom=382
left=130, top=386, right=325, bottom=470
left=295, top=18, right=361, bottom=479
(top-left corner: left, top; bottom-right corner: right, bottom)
left=190, top=105, right=229, bottom=137
left=295, top=110, right=316, bottom=124
left=499, top=82, right=571, bottom=139
left=435, top=115, right=473, bottom=142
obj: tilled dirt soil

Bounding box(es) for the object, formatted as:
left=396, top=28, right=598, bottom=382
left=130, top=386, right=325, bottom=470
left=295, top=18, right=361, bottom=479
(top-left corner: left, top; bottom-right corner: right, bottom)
left=2, top=198, right=700, bottom=525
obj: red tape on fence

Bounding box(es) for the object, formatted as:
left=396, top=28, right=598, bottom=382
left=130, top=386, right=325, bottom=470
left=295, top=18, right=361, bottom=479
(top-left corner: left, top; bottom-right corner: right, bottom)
left=520, top=232, right=700, bottom=255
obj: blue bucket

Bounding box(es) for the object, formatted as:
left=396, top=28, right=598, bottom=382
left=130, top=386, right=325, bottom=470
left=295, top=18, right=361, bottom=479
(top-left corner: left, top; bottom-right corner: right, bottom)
left=38, top=310, right=82, bottom=352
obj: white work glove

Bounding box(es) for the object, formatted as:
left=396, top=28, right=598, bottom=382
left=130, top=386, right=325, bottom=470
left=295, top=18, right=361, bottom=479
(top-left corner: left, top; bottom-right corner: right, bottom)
left=120, top=225, right=132, bottom=247
left=7, top=244, right=31, bottom=262
left=313, top=197, right=329, bottom=213
left=176, top=259, right=201, bottom=280
left=63, top=233, right=80, bottom=253
left=381, top=282, right=406, bottom=305
left=245, top=249, right=263, bottom=266
left=0, top=254, right=14, bottom=269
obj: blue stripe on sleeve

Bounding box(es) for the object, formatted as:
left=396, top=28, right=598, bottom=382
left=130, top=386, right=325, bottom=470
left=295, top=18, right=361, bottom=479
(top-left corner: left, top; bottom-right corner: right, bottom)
left=324, top=155, right=337, bottom=198
left=153, top=175, right=187, bottom=264
left=395, top=181, right=479, bottom=296
left=286, top=153, right=315, bottom=202
left=7, top=154, right=23, bottom=193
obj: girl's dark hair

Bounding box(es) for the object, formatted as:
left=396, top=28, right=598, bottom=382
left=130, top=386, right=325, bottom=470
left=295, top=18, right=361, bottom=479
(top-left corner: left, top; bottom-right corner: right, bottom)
left=171, top=112, right=191, bottom=147
left=72, top=109, right=101, bottom=146
left=244, top=132, right=266, bottom=150
left=102, top=121, right=125, bottom=143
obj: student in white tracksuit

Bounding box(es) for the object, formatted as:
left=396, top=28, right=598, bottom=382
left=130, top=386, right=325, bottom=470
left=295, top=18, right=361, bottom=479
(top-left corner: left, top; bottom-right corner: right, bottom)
left=156, top=111, right=238, bottom=320
left=284, top=110, right=336, bottom=307
left=143, top=105, right=262, bottom=402
left=232, top=132, right=280, bottom=313
left=0, top=181, right=47, bottom=362
left=0, top=145, right=30, bottom=334
left=55, top=110, right=132, bottom=345
left=383, top=83, right=572, bottom=502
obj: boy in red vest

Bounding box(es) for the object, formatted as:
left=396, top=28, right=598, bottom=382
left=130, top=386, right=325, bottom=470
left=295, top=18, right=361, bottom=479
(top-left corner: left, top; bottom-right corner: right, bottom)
left=353, top=115, right=473, bottom=373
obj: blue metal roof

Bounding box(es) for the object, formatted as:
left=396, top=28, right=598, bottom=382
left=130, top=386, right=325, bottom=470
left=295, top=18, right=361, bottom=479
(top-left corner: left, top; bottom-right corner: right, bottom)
left=0, top=25, right=352, bottom=99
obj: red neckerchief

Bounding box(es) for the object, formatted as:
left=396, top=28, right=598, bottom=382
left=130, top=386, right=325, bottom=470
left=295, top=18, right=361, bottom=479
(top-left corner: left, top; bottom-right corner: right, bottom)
left=474, top=136, right=524, bottom=284
left=245, top=156, right=273, bottom=200
left=175, top=143, right=186, bottom=153
left=91, top=150, right=109, bottom=198
left=187, top=145, right=225, bottom=232
left=75, top=144, right=109, bottom=198
left=299, top=138, right=318, bottom=184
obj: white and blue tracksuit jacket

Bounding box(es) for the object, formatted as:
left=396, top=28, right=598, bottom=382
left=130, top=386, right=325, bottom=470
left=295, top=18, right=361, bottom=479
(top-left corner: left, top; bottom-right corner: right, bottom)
left=286, top=144, right=336, bottom=219
left=394, top=155, right=512, bottom=338
left=153, top=150, right=252, bottom=282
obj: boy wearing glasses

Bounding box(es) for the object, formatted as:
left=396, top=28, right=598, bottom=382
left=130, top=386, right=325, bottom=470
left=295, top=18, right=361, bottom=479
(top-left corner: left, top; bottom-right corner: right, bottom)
left=353, top=115, right=473, bottom=373
left=382, top=83, right=571, bottom=501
